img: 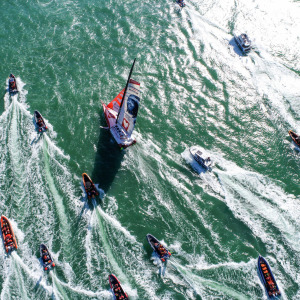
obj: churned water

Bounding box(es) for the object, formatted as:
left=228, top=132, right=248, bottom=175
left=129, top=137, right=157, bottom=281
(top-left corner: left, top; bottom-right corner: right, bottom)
left=0, top=0, right=299, bottom=299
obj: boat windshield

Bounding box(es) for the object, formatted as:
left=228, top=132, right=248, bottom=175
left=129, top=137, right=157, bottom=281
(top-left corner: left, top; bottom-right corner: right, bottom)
left=194, top=152, right=205, bottom=163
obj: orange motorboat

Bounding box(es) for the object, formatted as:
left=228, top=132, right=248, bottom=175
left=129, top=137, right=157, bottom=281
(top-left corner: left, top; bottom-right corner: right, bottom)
left=82, top=173, right=99, bottom=199
left=1, top=215, right=18, bottom=253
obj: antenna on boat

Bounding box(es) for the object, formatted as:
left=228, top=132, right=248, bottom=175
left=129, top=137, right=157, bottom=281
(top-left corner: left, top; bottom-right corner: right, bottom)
left=116, top=58, right=136, bottom=122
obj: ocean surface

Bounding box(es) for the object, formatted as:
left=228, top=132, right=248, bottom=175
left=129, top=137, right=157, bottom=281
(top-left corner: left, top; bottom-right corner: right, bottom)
left=0, top=0, right=300, bottom=299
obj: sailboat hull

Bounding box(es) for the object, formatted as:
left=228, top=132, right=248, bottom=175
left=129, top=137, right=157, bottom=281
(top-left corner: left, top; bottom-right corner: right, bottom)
left=102, top=102, right=136, bottom=148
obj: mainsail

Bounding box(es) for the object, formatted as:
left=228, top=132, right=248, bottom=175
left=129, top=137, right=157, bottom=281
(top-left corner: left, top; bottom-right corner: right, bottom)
left=116, top=79, right=141, bottom=136
left=102, top=59, right=141, bottom=148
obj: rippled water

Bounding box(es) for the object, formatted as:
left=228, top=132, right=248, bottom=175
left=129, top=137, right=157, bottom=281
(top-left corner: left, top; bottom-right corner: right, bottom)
left=0, top=0, right=299, bottom=299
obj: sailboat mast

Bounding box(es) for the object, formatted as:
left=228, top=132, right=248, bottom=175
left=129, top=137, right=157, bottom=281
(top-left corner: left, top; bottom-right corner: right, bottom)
left=116, top=58, right=136, bottom=122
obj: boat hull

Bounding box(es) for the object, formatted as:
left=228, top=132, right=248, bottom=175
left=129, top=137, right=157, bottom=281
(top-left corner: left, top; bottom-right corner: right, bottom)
left=257, top=256, right=281, bottom=298
left=34, top=110, right=47, bottom=132
left=102, top=102, right=136, bottom=149
left=82, top=173, right=99, bottom=199
left=8, top=74, right=18, bottom=94
left=1, top=215, right=18, bottom=253
left=289, top=130, right=300, bottom=148
left=176, top=0, right=186, bottom=7
left=189, top=147, right=212, bottom=170
left=146, top=234, right=171, bottom=262
left=234, top=34, right=252, bottom=54
left=40, top=244, right=55, bottom=271
left=108, top=274, right=129, bottom=300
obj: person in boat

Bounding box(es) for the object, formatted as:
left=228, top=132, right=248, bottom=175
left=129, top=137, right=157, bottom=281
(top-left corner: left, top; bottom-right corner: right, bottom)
left=86, top=181, right=97, bottom=197
left=86, top=181, right=92, bottom=190
left=158, top=244, right=167, bottom=256
left=37, top=118, right=43, bottom=126
left=42, top=249, right=51, bottom=262
left=114, top=284, right=123, bottom=299
left=85, top=181, right=93, bottom=196
left=9, top=75, right=16, bottom=89
left=5, top=236, right=13, bottom=247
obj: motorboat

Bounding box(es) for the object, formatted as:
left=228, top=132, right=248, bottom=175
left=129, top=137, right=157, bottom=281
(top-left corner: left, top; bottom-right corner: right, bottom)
left=40, top=244, right=55, bottom=271
left=34, top=110, right=48, bottom=132
left=176, top=0, right=186, bottom=7
left=234, top=33, right=252, bottom=54
left=8, top=74, right=18, bottom=94
left=257, top=255, right=281, bottom=298
left=189, top=147, right=212, bottom=170
left=146, top=234, right=171, bottom=262
left=289, top=130, right=300, bottom=148
left=108, top=274, right=129, bottom=300
left=1, top=215, right=18, bottom=253
left=82, top=173, right=99, bottom=199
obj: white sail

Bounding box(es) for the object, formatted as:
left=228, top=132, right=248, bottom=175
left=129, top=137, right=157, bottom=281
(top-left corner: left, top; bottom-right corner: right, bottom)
left=116, top=79, right=141, bottom=136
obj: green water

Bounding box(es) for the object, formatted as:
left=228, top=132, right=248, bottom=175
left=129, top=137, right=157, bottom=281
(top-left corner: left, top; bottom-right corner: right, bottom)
left=0, top=0, right=299, bottom=299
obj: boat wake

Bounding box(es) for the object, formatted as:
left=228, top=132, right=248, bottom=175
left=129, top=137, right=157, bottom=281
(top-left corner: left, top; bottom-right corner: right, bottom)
left=0, top=80, right=91, bottom=299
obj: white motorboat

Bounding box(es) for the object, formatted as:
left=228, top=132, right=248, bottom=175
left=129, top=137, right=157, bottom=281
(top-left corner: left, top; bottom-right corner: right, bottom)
left=234, top=33, right=252, bottom=54
left=189, top=147, right=212, bottom=170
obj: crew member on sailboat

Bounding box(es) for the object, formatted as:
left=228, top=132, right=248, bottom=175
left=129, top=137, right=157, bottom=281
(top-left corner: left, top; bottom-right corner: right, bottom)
left=101, top=59, right=141, bottom=149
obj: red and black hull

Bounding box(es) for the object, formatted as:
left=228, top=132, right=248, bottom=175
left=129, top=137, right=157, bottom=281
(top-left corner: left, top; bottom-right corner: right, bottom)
left=289, top=130, right=300, bottom=148
left=108, top=274, right=128, bottom=300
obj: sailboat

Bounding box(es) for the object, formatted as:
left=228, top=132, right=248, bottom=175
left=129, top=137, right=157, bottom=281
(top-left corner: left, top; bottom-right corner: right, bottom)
left=101, top=59, right=141, bottom=149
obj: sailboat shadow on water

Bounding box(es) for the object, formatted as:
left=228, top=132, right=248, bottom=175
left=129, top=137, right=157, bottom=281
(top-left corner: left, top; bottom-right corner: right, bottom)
left=91, top=113, right=125, bottom=201
left=74, top=126, right=124, bottom=225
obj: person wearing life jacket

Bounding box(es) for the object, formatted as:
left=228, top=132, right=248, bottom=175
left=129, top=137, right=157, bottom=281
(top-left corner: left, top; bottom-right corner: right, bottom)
left=37, top=118, right=43, bottom=127
left=9, top=75, right=16, bottom=89
left=5, top=234, right=12, bottom=243
left=43, top=255, right=50, bottom=262
left=158, top=244, right=166, bottom=256
left=86, top=181, right=92, bottom=195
